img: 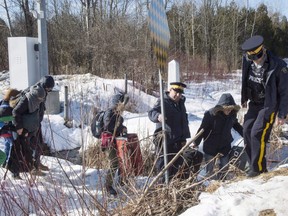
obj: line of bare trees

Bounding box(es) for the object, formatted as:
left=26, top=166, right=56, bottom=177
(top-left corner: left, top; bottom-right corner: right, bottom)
left=1, top=0, right=288, bottom=89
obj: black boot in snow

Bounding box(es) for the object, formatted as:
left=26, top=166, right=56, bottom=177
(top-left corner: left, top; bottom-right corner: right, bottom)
left=106, top=185, right=117, bottom=195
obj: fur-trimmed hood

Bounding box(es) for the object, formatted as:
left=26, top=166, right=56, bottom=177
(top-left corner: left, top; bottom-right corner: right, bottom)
left=212, top=93, right=240, bottom=115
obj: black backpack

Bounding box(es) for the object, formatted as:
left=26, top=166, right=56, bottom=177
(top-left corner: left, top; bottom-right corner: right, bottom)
left=91, top=111, right=105, bottom=138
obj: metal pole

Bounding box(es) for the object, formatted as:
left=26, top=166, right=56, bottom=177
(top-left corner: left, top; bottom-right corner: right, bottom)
left=159, top=70, right=169, bottom=184
left=64, top=86, right=69, bottom=122
left=137, top=129, right=204, bottom=207
left=37, top=0, right=49, bottom=78
left=124, top=74, right=127, bottom=94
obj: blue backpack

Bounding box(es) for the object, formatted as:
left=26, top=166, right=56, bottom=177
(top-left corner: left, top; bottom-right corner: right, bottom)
left=0, top=100, right=13, bottom=122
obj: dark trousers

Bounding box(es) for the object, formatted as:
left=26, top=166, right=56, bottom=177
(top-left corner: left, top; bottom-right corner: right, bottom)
left=28, top=128, right=42, bottom=169
left=29, top=135, right=40, bottom=169
left=8, top=136, right=33, bottom=173
left=243, top=102, right=275, bottom=172
left=156, top=142, right=183, bottom=182
left=105, top=146, right=119, bottom=187
left=156, top=142, right=204, bottom=182
left=156, top=153, right=183, bottom=182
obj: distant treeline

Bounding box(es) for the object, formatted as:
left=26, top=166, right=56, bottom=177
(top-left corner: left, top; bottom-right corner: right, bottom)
left=0, top=0, right=287, bottom=89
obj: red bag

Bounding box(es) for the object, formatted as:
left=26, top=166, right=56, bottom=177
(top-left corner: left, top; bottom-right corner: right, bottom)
left=116, top=133, right=143, bottom=177
left=101, top=132, right=113, bottom=148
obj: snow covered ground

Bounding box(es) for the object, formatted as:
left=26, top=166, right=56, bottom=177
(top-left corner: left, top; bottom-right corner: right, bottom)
left=0, top=71, right=288, bottom=215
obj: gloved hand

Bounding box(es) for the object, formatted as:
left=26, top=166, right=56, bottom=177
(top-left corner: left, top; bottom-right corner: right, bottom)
left=121, top=128, right=128, bottom=137
left=277, top=117, right=286, bottom=125
left=157, top=114, right=163, bottom=122
left=242, top=101, right=247, bottom=108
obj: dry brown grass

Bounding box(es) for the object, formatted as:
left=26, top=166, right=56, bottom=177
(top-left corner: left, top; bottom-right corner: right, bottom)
left=82, top=137, right=205, bottom=215
left=268, top=124, right=283, bottom=150
left=103, top=163, right=288, bottom=216
left=83, top=142, right=109, bottom=169
left=114, top=176, right=202, bottom=216
left=79, top=127, right=288, bottom=215
left=205, top=181, right=222, bottom=193
left=258, top=209, right=277, bottom=216
left=261, top=168, right=288, bottom=181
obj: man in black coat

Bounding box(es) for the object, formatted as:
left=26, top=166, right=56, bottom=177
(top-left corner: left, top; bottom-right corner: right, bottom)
left=241, top=35, right=288, bottom=177
left=12, top=75, right=55, bottom=176
left=148, top=82, right=201, bottom=182
left=193, top=93, right=243, bottom=180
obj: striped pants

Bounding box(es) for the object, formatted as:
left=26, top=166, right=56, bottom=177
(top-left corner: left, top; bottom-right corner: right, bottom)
left=243, top=102, right=275, bottom=172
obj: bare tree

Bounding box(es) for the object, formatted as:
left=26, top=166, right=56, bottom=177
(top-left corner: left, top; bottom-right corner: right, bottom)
left=1, top=0, right=288, bottom=81
left=18, top=0, right=36, bottom=36
left=0, top=0, right=14, bottom=36
left=0, top=18, right=10, bottom=70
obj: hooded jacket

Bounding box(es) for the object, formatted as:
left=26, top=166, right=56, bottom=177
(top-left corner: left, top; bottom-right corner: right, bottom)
left=0, top=100, right=15, bottom=133
left=103, top=93, right=126, bottom=136
left=241, top=50, right=288, bottom=119
left=148, top=91, right=191, bottom=151
left=12, top=83, right=47, bottom=133
left=0, top=100, right=13, bottom=121
left=194, top=93, right=243, bottom=156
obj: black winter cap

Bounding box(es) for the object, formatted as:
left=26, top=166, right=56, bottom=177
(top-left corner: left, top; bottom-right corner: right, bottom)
left=241, top=35, right=264, bottom=52
left=41, top=75, right=55, bottom=89
left=112, top=93, right=125, bottom=105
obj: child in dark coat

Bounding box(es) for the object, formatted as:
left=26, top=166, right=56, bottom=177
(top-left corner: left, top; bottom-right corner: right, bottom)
left=193, top=93, right=243, bottom=180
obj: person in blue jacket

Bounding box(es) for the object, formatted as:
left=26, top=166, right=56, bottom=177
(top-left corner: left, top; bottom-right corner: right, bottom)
left=241, top=35, right=288, bottom=177
left=193, top=93, right=243, bottom=180
left=0, top=88, right=21, bottom=179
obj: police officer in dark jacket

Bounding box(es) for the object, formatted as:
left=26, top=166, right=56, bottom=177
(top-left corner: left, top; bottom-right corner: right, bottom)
left=148, top=82, right=192, bottom=182
left=241, top=35, right=288, bottom=177
left=193, top=93, right=243, bottom=180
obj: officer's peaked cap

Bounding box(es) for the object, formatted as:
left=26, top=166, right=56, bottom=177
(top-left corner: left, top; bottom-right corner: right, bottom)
left=241, top=35, right=264, bottom=53
left=170, top=82, right=187, bottom=93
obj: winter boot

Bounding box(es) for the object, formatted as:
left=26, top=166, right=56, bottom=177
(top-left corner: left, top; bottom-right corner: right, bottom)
left=31, top=168, right=46, bottom=176
left=246, top=170, right=260, bottom=178
left=39, top=163, right=49, bottom=171
left=12, top=173, right=22, bottom=180
left=106, top=185, right=117, bottom=195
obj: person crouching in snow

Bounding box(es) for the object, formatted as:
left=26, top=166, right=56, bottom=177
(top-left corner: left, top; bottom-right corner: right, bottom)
left=192, top=93, right=243, bottom=180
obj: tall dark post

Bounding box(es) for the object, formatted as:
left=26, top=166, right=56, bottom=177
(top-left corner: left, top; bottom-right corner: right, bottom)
left=125, top=74, right=127, bottom=94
